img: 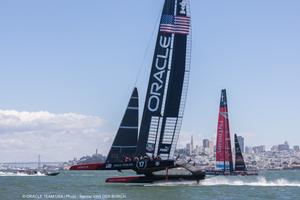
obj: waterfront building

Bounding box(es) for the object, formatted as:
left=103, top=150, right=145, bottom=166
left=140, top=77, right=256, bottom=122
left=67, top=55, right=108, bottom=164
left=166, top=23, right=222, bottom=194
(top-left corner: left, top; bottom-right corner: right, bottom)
left=294, top=145, right=300, bottom=152
left=245, top=146, right=253, bottom=154
left=203, top=139, right=209, bottom=148
left=186, top=143, right=191, bottom=155
left=278, top=141, right=290, bottom=151
left=253, top=145, right=266, bottom=153
left=271, top=145, right=279, bottom=152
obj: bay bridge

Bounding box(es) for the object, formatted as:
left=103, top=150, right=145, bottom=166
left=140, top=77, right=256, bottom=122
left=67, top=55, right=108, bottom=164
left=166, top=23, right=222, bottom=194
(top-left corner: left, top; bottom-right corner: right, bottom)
left=0, top=162, right=64, bottom=169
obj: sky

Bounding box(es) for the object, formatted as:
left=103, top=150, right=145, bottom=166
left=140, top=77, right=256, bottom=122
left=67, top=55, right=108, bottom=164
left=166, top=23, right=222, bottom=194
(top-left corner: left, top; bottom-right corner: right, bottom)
left=0, top=0, right=300, bottom=162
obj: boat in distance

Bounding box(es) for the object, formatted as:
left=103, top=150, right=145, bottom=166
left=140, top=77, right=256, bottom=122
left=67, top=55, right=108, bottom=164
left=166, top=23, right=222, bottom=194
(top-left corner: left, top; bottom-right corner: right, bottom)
left=207, top=90, right=258, bottom=176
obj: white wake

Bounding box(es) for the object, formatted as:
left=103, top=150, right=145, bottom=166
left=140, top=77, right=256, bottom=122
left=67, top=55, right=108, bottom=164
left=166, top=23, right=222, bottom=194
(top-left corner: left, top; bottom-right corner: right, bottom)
left=146, top=177, right=300, bottom=187
left=201, top=176, right=300, bottom=187
left=0, top=171, right=45, bottom=177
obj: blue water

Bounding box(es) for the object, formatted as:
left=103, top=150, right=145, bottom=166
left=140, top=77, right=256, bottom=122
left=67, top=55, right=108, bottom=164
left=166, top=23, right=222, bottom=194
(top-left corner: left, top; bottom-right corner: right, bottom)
left=0, top=170, right=299, bottom=200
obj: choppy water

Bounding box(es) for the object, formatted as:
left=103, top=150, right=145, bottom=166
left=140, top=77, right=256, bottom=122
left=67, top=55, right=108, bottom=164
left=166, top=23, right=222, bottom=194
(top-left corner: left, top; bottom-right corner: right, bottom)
left=0, top=170, right=299, bottom=200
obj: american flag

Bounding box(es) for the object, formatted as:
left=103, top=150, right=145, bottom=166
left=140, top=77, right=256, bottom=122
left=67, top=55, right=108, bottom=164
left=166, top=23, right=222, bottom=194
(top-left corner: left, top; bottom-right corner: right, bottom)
left=160, top=15, right=190, bottom=35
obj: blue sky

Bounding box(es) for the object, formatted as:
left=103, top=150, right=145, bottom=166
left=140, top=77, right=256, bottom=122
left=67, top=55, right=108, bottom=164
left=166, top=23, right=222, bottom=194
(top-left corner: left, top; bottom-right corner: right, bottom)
left=0, top=0, right=300, bottom=161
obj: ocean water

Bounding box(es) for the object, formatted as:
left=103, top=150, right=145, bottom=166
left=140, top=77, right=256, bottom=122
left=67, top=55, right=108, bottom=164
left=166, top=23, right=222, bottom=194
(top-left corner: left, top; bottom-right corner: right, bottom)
left=0, top=170, right=299, bottom=200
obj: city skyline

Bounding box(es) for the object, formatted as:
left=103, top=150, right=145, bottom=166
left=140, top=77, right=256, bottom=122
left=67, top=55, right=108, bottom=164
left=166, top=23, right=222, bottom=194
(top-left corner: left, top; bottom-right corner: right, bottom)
left=181, top=135, right=299, bottom=152
left=1, top=0, right=300, bottom=161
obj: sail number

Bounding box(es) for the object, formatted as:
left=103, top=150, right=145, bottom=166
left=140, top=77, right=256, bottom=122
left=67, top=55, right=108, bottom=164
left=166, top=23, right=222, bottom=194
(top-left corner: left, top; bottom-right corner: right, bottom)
left=148, top=36, right=171, bottom=112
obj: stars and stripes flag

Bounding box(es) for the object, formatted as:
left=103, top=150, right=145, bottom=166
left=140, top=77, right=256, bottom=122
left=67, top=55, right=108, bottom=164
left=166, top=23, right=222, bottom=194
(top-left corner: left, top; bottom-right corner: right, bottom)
left=160, top=15, right=190, bottom=35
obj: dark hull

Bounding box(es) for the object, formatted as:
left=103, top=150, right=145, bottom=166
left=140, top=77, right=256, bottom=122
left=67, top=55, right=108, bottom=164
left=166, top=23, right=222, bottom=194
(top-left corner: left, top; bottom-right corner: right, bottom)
left=106, top=173, right=206, bottom=184
left=205, top=170, right=258, bottom=176
left=70, top=160, right=175, bottom=174
left=45, top=172, right=60, bottom=176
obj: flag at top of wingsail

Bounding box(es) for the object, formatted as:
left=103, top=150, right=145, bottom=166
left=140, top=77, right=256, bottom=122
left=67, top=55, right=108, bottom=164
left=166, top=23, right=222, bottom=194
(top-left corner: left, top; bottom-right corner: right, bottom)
left=137, top=0, right=192, bottom=160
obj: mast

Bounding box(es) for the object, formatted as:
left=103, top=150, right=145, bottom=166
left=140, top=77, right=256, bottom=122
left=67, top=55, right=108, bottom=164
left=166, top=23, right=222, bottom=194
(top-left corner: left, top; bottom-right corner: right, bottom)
left=216, top=89, right=233, bottom=171
left=234, top=134, right=247, bottom=171
left=137, top=0, right=191, bottom=160
left=106, top=88, right=139, bottom=163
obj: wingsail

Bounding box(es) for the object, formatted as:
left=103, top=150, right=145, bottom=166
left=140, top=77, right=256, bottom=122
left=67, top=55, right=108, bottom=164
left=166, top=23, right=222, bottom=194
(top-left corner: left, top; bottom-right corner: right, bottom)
left=106, top=88, right=139, bottom=163
left=137, top=0, right=192, bottom=160
left=72, top=0, right=206, bottom=182
left=216, top=89, right=233, bottom=171
left=234, top=134, right=247, bottom=171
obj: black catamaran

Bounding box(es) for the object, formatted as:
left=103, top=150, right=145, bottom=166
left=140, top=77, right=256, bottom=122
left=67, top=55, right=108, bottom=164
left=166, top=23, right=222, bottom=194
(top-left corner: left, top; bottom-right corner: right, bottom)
left=71, top=0, right=205, bottom=183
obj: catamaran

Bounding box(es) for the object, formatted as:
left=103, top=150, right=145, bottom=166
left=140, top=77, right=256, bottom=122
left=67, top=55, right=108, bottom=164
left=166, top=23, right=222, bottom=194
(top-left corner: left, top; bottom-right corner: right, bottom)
left=206, top=89, right=258, bottom=176
left=71, top=0, right=206, bottom=183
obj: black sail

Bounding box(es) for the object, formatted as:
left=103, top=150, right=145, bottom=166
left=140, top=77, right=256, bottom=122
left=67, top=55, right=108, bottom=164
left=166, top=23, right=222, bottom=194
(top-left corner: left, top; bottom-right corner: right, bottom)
left=137, top=0, right=191, bottom=160
left=106, top=88, right=139, bottom=163
left=234, top=134, right=247, bottom=171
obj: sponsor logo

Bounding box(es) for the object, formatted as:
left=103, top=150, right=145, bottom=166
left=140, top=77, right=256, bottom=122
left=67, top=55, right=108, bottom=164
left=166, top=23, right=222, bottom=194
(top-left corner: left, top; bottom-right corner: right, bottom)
left=179, top=0, right=188, bottom=15
left=106, top=164, right=112, bottom=169
left=160, top=145, right=170, bottom=153
left=147, top=36, right=171, bottom=112
left=146, top=143, right=155, bottom=152
left=112, top=163, right=134, bottom=167
left=220, top=112, right=228, bottom=119
left=136, top=160, right=147, bottom=169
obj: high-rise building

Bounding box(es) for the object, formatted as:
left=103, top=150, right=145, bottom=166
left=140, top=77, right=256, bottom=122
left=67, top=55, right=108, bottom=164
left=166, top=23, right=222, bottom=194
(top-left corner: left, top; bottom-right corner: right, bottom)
left=253, top=145, right=266, bottom=153
left=203, top=139, right=209, bottom=148
left=278, top=141, right=289, bottom=151
left=237, top=135, right=245, bottom=153
left=195, top=145, right=200, bottom=154
left=186, top=143, right=191, bottom=155
left=202, top=139, right=213, bottom=155
left=245, top=146, right=252, bottom=154
left=293, top=145, right=300, bottom=152
left=271, top=145, right=279, bottom=152
left=209, top=140, right=214, bottom=153
left=191, top=135, right=194, bottom=154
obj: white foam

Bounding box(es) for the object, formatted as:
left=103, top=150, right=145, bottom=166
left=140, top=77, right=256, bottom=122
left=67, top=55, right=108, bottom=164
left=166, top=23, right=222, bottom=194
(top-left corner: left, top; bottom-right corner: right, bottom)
left=144, top=177, right=300, bottom=187
left=0, top=171, right=45, bottom=177
left=145, top=181, right=198, bottom=187
left=201, top=176, right=300, bottom=187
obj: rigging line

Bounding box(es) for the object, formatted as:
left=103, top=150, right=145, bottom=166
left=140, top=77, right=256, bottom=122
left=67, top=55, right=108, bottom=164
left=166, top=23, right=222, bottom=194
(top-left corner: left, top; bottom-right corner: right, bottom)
left=134, top=2, right=164, bottom=86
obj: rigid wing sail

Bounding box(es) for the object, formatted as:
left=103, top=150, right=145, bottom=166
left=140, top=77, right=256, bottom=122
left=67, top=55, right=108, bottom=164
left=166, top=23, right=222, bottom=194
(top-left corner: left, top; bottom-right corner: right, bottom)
left=70, top=88, right=139, bottom=170
left=215, top=89, right=233, bottom=172
left=106, top=88, right=139, bottom=164
left=136, top=0, right=191, bottom=161
left=71, top=0, right=205, bottom=183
